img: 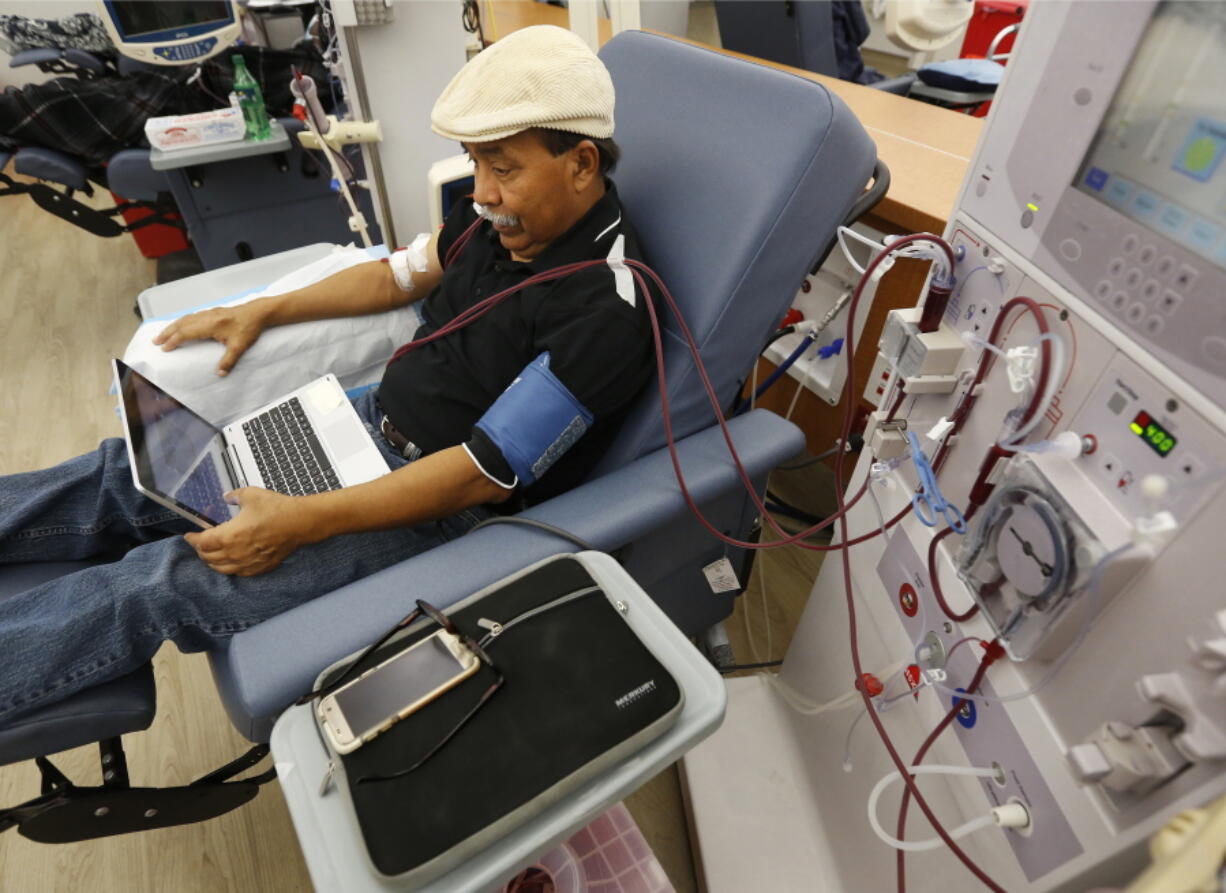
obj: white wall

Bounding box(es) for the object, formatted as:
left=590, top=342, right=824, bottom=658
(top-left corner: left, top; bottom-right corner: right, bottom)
left=0, top=0, right=100, bottom=88
left=337, top=4, right=470, bottom=246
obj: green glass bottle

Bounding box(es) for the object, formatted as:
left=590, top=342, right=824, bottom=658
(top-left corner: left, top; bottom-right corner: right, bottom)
left=231, top=54, right=271, bottom=140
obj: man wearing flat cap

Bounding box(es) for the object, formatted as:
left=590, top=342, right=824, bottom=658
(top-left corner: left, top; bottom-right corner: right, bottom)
left=0, top=26, right=653, bottom=724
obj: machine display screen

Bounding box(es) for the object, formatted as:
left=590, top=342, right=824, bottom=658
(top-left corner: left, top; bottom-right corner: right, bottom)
left=1130, top=409, right=1177, bottom=457
left=109, top=2, right=232, bottom=39
left=1073, top=1, right=1226, bottom=271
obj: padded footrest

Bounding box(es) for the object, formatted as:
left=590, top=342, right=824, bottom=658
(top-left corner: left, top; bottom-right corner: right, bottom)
left=0, top=562, right=156, bottom=766
left=14, top=147, right=89, bottom=190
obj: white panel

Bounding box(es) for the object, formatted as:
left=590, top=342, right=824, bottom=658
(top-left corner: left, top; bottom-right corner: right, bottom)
left=337, top=5, right=469, bottom=248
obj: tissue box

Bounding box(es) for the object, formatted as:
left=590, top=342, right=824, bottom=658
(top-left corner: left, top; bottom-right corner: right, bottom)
left=145, top=107, right=246, bottom=151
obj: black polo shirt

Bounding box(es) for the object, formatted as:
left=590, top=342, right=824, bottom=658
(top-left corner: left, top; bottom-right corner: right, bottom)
left=376, top=182, right=653, bottom=504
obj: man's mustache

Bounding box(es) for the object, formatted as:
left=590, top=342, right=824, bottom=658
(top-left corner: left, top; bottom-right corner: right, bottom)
left=473, top=201, right=520, bottom=228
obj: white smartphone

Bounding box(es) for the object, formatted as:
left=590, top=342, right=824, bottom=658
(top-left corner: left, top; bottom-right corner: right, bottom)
left=316, top=629, right=481, bottom=754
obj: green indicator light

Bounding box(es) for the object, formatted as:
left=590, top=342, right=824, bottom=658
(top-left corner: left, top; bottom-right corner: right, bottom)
left=1026, top=203, right=1039, bottom=212
left=1130, top=409, right=1177, bottom=458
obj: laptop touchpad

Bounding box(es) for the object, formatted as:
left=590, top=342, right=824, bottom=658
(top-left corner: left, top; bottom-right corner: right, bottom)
left=322, top=420, right=370, bottom=462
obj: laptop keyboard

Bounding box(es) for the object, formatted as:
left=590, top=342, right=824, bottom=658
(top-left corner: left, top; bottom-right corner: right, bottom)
left=242, top=397, right=341, bottom=496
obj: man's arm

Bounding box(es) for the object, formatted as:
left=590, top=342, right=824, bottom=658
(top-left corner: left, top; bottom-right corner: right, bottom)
left=155, top=231, right=445, bottom=376
left=184, top=444, right=511, bottom=577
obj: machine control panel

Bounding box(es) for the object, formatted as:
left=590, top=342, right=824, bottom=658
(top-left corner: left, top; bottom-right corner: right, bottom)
left=958, top=0, right=1226, bottom=407
left=1069, top=353, right=1225, bottom=523
left=875, top=531, right=1084, bottom=882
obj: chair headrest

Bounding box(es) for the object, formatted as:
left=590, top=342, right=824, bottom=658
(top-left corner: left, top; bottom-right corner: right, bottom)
left=591, top=31, right=876, bottom=474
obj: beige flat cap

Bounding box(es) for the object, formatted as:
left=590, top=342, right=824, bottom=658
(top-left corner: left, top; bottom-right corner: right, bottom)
left=431, top=25, right=615, bottom=143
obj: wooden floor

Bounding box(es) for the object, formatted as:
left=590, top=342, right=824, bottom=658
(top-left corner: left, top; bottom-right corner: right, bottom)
left=0, top=142, right=831, bottom=891
left=0, top=167, right=318, bottom=892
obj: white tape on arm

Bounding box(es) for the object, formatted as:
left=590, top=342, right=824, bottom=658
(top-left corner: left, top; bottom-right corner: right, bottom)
left=388, top=233, right=432, bottom=292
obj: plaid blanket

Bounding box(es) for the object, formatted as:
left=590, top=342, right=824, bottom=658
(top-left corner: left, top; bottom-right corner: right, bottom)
left=0, top=70, right=182, bottom=167
left=0, top=47, right=333, bottom=169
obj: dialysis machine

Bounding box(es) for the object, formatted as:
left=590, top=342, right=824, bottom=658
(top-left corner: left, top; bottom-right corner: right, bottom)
left=685, top=2, right=1226, bottom=891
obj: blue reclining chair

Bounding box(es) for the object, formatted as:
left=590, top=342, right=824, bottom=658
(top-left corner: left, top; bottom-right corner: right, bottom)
left=0, top=30, right=876, bottom=842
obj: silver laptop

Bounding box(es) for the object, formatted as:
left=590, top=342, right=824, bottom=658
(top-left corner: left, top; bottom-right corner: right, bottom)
left=113, top=359, right=390, bottom=528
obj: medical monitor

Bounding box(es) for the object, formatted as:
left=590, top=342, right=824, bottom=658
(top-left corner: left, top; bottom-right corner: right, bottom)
left=1072, top=2, right=1226, bottom=273
left=99, top=1, right=240, bottom=65
left=955, top=0, right=1226, bottom=409
left=427, top=154, right=476, bottom=231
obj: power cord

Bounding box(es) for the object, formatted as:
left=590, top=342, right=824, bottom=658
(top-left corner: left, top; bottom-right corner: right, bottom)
left=717, top=660, right=783, bottom=674
left=467, top=516, right=595, bottom=552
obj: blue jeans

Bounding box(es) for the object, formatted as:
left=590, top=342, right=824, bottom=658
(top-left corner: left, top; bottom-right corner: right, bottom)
left=0, top=390, right=487, bottom=725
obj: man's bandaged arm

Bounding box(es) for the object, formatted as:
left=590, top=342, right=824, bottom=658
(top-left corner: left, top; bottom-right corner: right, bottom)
left=250, top=236, right=440, bottom=331
left=384, top=231, right=443, bottom=302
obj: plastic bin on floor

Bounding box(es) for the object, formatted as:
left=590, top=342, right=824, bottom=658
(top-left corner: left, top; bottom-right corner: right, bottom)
left=499, top=802, right=673, bottom=893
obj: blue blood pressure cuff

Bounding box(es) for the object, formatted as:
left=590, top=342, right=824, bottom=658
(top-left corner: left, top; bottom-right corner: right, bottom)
left=467, top=352, right=594, bottom=489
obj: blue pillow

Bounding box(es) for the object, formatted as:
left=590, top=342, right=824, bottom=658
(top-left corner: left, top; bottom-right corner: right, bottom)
left=917, top=58, right=1005, bottom=93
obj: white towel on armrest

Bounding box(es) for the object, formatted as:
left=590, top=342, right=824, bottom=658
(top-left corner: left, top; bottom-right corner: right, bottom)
left=122, top=245, right=423, bottom=425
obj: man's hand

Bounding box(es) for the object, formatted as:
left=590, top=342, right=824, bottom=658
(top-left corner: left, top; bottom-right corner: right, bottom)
left=185, top=488, right=307, bottom=576
left=153, top=304, right=267, bottom=377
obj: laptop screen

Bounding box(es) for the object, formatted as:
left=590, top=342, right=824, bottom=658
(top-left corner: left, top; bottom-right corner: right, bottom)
left=115, top=360, right=232, bottom=525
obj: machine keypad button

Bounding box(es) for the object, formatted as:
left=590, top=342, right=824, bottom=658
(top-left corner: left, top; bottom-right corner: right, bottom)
left=1143, top=315, right=1165, bottom=336
left=1159, top=290, right=1183, bottom=316
left=1155, top=255, right=1177, bottom=278
left=1138, top=244, right=1157, bottom=266
left=1095, top=279, right=1114, bottom=300
left=1141, top=279, right=1161, bottom=302
left=1020, top=209, right=1035, bottom=228
left=1201, top=336, right=1226, bottom=366
left=1126, top=302, right=1147, bottom=324
left=1122, top=234, right=1139, bottom=255
left=1174, top=265, right=1199, bottom=292
left=1059, top=238, right=1082, bottom=261
left=1125, top=268, right=1144, bottom=288
left=1108, top=257, right=1126, bottom=277
left=1111, top=291, right=1130, bottom=312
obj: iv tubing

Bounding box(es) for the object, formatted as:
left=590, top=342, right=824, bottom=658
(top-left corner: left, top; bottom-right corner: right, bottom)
left=828, top=232, right=1007, bottom=890
left=997, top=332, right=1067, bottom=449
left=296, top=97, right=371, bottom=248
left=869, top=765, right=1002, bottom=852
left=928, top=296, right=1055, bottom=621
left=735, top=333, right=815, bottom=414
left=897, top=642, right=1002, bottom=891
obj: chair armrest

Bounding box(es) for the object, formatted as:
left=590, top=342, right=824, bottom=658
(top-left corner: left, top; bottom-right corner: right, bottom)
left=106, top=149, right=167, bottom=202
left=60, top=49, right=104, bottom=73
left=870, top=73, right=917, bottom=95
left=9, top=48, right=61, bottom=68
left=209, top=410, right=804, bottom=741
left=136, top=243, right=343, bottom=320
left=13, top=146, right=89, bottom=189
